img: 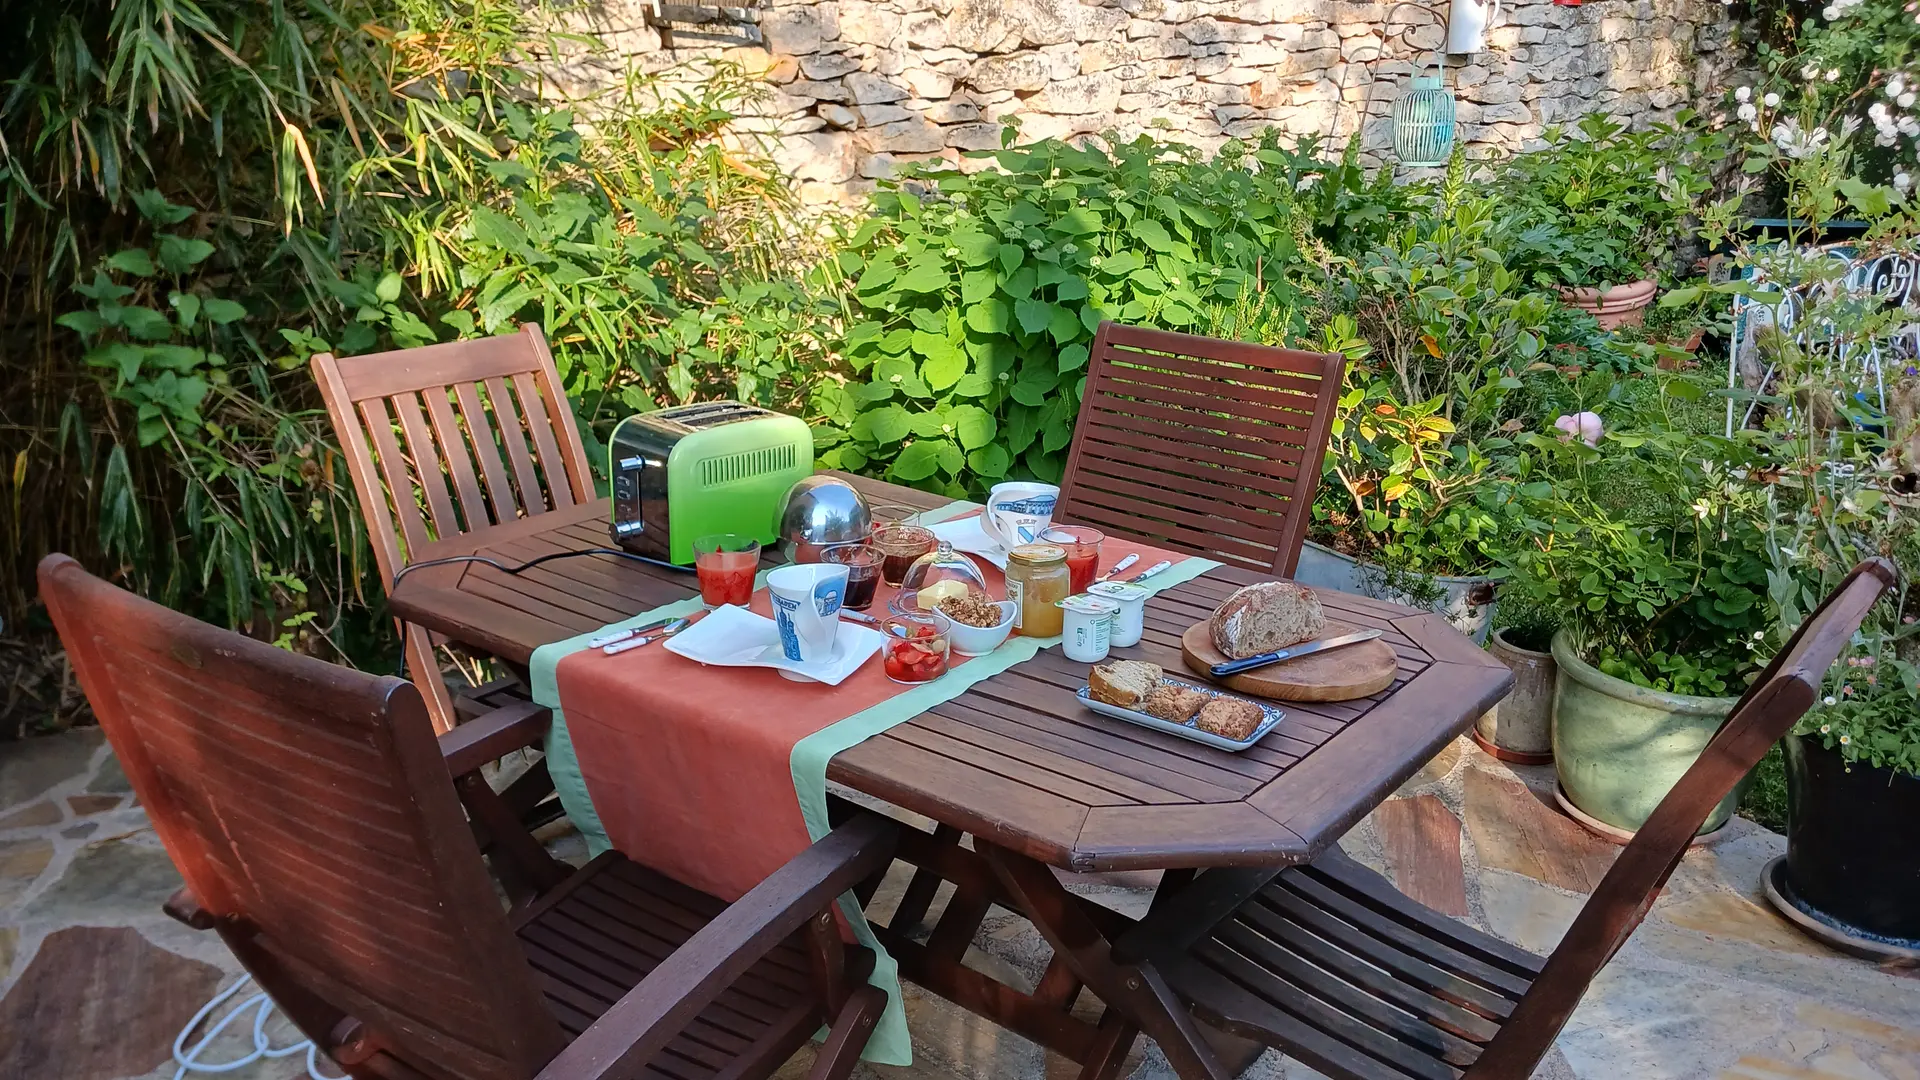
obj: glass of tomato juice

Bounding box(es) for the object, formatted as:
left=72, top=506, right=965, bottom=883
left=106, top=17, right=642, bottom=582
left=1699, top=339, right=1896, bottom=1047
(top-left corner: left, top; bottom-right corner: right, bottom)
left=693, top=534, right=760, bottom=608
left=1045, top=525, right=1105, bottom=594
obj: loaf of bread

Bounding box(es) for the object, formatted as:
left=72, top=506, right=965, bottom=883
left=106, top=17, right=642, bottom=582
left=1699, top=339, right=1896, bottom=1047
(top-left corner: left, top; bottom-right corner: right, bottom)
left=1088, top=660, right=1162, bottom=708
left=1142, top=683, right=1210, bottom=723
left=1208, top=581, right=1325, bottom=660
left=1194, top=697, right=1265, bottom=741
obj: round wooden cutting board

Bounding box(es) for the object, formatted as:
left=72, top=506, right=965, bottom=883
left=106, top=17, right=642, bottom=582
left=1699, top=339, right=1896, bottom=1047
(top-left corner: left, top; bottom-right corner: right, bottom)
left=1180, top=620, right=1398, bottom=702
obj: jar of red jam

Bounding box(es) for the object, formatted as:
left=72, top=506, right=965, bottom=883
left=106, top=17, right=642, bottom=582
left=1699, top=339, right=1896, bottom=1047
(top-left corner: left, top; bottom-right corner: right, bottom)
left=881, top=610, right=952, bottom=684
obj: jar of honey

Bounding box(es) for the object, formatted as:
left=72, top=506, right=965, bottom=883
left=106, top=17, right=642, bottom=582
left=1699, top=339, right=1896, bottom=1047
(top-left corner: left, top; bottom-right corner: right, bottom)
left=1006, top=544, right=1070, bottom=637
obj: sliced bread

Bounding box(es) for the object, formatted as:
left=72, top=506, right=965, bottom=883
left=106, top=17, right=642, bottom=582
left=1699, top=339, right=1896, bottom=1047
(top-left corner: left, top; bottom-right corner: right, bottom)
left=1088, top=660, right=1162, bottom=708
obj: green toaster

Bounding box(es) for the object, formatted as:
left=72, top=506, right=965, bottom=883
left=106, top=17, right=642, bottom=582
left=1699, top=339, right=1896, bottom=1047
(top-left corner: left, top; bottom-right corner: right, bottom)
left=608, top=402, right=814, bottom=565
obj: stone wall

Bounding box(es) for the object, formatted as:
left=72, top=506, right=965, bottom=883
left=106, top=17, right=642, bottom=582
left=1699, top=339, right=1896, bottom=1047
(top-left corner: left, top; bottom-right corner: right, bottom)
left=546, top=0, right=1743, bottom=205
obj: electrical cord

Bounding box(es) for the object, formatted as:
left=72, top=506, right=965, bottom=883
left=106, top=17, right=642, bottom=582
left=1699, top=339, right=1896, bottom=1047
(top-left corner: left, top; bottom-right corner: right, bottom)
left=172, top=975, right=345, bottom=1080
left=390, top=545, right=694, bottom=589
left=389, top=546, right=696, bottom=679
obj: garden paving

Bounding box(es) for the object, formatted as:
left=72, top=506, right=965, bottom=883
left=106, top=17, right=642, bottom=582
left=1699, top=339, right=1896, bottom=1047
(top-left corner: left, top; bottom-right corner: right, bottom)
left=1, top=728, right=1916, bottom=1080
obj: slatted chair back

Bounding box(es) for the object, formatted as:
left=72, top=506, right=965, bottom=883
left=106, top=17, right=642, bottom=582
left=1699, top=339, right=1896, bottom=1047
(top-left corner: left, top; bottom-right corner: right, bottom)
left=39, top=554, right=569, bottom=1080
left=1470, top=557, right=1897, bottom=1077
left=1057, top=322, right=1346, bottom=577
left=312, top=324, right=593, bottom=731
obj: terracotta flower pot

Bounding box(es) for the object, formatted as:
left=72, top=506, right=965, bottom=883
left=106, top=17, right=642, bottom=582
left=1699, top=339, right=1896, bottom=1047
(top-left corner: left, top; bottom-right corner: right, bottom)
left=1560, top=278, right=1658, bottom=330
left=1474, top=629, right=1555, bottom=764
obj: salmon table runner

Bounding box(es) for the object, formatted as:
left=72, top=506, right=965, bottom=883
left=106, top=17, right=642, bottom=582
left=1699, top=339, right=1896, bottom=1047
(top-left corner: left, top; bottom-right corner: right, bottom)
left=529, top=501, right=1219, bottom=1066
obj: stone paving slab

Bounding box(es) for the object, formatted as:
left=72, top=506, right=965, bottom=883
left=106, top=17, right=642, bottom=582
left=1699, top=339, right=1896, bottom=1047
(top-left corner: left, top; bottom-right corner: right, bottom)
left=2, top=727, right=1917, bottom=1080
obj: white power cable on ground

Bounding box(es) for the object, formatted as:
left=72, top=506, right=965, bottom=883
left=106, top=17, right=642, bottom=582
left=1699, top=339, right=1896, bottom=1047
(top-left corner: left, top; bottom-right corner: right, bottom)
left=172, top=975, right=346, bottom=1080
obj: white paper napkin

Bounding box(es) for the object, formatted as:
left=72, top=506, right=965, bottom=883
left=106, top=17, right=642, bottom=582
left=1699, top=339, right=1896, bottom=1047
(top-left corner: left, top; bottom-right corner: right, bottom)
left=929, top=516, right=1009, bottom=569
left=664, top=604, right=883, bottom=685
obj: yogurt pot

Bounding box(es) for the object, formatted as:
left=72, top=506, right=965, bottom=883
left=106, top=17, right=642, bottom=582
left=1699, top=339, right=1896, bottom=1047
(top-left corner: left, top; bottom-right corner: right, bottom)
left=1060, top=595, right=1119, bottom=663
left=1086, top=580, right=1149, bottom=647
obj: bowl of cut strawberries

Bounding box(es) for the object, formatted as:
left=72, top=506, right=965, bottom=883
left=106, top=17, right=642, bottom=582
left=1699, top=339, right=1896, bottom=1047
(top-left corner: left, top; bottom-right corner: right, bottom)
left=881, top=610, right=952, bottom=684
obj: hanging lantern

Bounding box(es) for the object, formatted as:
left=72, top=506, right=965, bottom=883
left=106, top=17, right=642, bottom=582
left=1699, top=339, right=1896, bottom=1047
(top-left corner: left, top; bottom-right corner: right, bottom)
left=1391, top=55, right=1456, bottom=167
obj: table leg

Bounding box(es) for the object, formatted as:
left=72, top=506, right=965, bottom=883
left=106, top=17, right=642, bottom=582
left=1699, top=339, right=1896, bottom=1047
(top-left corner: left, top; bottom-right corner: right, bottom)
left=978, top=842, right=1232, bottom=1080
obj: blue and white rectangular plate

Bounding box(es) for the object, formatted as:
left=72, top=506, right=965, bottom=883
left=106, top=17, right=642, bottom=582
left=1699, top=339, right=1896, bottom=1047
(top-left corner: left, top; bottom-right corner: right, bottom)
left=1075, top=680, right=1285, bottom=753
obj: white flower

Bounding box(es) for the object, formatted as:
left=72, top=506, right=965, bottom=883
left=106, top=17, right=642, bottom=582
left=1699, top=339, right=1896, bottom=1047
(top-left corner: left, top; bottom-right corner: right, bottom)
left=1900, top=92, right=1915, bottom=108
left=1871, top=101, right=1890, bottom=119
left=1823, top=5, right=1839, bottom=17
left=1736, top=86, right=1752, bottom=102
left=1764, top=92, right=1781, bottom=107
left=1753, top=631, right=1765, bottom=640
left=1805, top=63, right=1824, bottom=80
left=1824, top=696, right=1837, bottom=705
left=1738, top=102, right=1758, bottom=121
left=1820, top=723, right=1833, bottom=733
left=1896, top=170, right=1914, bottom=191
left=1840, top=734, right=1852, bottom=745
left=1828, top=68, right=1842, bottom=81
left=1892, top=77, right=1908, bottom=96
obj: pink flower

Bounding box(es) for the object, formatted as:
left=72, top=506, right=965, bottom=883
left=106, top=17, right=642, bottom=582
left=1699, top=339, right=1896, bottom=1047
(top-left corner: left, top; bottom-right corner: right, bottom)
left=1553, top=412, right=1605, bottom=447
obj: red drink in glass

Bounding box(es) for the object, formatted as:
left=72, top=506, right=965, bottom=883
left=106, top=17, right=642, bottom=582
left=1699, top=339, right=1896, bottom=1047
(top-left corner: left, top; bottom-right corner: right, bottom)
left=822, top=543, right=881, bottom=611
left=1046, top=526, right=1105, bottom=594
left=694, top=535, right=760, bottom=607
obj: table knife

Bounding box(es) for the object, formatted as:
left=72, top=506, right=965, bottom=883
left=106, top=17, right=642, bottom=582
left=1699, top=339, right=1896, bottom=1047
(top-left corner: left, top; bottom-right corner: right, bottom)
left=1095, top=554, right=1140, bottom=583
left=1210, top=629, right=1385, bottom=677
left=602, top=616, right=692, bottom=655
left=1128, top=560, right=1173, bottom=583
left=588, top=616, right=678, bottom=650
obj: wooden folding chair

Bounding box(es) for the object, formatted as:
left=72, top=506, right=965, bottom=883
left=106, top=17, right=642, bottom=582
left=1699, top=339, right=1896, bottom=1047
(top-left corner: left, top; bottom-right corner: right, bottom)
left=39, top=553, right=895, bottom=1080
left=1056, top=322, right=1346, bottom=577
left=1126, top=558, right=1895, bottom=1080
left=312, top=324, right=594, bottom=734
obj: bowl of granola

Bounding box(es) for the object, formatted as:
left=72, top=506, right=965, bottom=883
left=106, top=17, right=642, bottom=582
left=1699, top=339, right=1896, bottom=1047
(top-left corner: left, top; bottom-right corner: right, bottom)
left=903, top=589, right=1016, bottom=656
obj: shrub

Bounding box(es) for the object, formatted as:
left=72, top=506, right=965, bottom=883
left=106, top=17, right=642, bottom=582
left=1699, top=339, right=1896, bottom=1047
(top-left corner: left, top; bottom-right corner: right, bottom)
left=812, top=132, right=1403, bottom=498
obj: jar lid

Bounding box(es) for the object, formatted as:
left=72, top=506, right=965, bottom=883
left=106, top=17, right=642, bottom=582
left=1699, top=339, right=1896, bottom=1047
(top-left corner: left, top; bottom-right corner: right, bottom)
left=1087, top=581, right=1149, bottom=602
left=1008, top=543, right=1067, bottom=565
left=1058, top=595, right=1119, bottom=615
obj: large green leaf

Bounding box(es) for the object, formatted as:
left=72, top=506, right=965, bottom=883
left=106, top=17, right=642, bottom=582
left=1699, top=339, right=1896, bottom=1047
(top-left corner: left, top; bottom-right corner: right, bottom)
left=966, top=297, right=1009, bottom=334
left=856, top=403, right=912, bottom=444
left=951, top=404, right=996, bottom=449
left=156, top=235, right=216, bottom=273
left=891, top=440, right=945, bottom=481
left=922, top=341, right=968, bottom=391
left=201, top=298, right=248, bottom=324
left=1132, top=219, right=1174, bottom=252
left=1006, top=403, right=1042, bottom=454
left=967, top=444, right=1011, bottom=478
left=1015, top=297, right=1057, bottom=336
left=108, top=250, right=156, bottom=277
left=896, top=259, right=952, bottom=293
left=1047, top=305, right=1080, bottom=344
left=1055, top=206, right=1103, bottom=235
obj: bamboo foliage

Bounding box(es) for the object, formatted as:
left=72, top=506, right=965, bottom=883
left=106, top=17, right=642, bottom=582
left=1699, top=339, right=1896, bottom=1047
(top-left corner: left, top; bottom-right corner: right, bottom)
left=1, top=0, right=822, bottom=663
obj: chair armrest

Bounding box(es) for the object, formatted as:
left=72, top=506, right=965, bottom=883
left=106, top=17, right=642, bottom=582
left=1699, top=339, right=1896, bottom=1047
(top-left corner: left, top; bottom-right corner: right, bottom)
left=437, top=701, right=550, bottom=777
left=532, top=812, right=898, bottom=1080
left=164, top=886, right=217, bottom=930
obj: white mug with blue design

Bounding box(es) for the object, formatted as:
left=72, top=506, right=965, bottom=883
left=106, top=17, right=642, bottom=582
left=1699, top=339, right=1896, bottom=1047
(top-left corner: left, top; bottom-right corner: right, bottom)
left=765, top=563, right=848, bottom=671
left=982, top=482, right=1060, bottom=549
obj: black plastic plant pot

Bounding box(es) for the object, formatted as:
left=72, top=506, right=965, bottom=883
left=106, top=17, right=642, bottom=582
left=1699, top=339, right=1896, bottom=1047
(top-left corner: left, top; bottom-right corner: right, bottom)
left=1782, top=733, right=1920, bottom=943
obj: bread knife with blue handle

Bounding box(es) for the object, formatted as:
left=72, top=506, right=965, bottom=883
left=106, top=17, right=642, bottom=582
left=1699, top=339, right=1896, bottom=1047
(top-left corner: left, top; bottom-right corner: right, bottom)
left=1209, top=629, right=1385, bottom=677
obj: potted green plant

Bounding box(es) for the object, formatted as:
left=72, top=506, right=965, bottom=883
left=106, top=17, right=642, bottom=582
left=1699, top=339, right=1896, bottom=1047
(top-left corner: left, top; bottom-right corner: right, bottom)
left=1505, top=420, right=1773, bottom=837
left=1752, top=448, right=1919, bottom=951
left=1496, top=114, right=1721, bottom=329
left=1477, top=599, right=1559, bottom=764
left=1304, top=173, right=1616, bottom=639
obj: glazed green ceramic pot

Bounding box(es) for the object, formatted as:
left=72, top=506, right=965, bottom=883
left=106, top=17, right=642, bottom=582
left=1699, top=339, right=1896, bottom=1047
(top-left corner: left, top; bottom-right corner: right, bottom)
left=1550, top=631, right=1743, bottom=836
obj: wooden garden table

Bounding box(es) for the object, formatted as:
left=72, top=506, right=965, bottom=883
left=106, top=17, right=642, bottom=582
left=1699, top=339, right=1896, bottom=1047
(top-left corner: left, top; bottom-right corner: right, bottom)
left=389, top=472, right=1513, bottom=1080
